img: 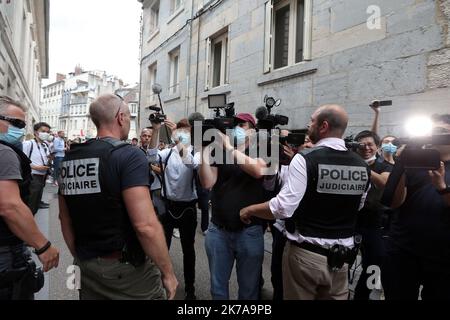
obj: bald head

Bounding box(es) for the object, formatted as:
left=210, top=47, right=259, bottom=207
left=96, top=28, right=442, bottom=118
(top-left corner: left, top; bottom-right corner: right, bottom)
left=89, top=94, right=128, bottom=129
left=308, top=104, right=348, bottom=143
left=315, top=104, right=348, bottom=136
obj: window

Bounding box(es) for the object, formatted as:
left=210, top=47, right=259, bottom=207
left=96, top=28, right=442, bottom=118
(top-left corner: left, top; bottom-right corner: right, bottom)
left=169, top=48, right=180, bottom=95
left=264, top=0, right=312, bottom=73
left=148, top=63, right=158, bottom=102
left=205, top=31, right=229, bottom=90
left=171, top=0, right=182, bottom=14
left=150, top=1, right=160, bottom=34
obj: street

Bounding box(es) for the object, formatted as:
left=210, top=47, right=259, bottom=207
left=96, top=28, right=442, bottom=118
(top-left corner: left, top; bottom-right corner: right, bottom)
left=34, top=184, right=275, bottom=300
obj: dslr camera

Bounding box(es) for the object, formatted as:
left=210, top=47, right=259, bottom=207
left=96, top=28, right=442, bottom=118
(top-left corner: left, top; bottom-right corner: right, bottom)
left=344, top=135, right=366, bottom=152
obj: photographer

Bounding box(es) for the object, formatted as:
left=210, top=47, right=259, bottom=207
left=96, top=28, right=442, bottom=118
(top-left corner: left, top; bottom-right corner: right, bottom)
left=22, top=122, right=52, bottom=214
left=352, top=130, right=392, bottom=300
left=0, top=96, right=59, bottom=300
left=240, top=105, right=370, bottom=300
left=370, top=104, right=398, bottom=165
left=382, top=114, right=450, bottom=300
left=147, top=118, right=200, bottom=300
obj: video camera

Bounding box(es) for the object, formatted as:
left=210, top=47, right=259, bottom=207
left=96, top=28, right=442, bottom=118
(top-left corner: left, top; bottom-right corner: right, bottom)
left=256, top=95, right=289, bottom=130
left=191, top=94, right=236, bottom=147
left=393, top=135, right=450, bottom=170
left=344, top=135, right=366, bottom=152
left=148, top=106, right=167, bottom=124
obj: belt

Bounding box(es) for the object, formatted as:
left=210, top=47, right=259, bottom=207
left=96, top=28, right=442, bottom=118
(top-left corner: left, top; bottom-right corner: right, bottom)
left=99, top=251, right=123, bottom=260
left=290, top=241, right=331, bottom=257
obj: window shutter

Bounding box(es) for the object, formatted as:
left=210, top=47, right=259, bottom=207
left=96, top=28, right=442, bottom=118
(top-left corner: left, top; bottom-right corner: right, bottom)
left=225, top=36, right=230, bottom=84
left=205, top=37, right=211, bottom=91
left=303, top=0, right=313, bottom=61
left=264, top=0, right=274, bottom=73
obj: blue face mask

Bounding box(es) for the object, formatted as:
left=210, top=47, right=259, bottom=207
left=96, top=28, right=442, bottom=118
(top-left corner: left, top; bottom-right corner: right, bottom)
left=232, top=126, right=247, bottom=146
left=0, top=125, right=25, bottom=145
left=381, top=143, right=397, bottom=154
left=176, top=132, right=191, bottom=146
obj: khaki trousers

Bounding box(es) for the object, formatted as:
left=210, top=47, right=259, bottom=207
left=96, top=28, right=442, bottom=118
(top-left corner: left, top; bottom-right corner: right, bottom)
left=282, top=242, right=349, bottom=300
left=76, top=258, right=166, bottom=300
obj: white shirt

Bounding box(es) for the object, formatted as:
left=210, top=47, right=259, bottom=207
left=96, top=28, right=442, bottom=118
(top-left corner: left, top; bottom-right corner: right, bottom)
left=269, top=137, right=368, bottom=248
left=148, top=146, right=200, bottom=202
left=22, top=139, right=50, bottom=176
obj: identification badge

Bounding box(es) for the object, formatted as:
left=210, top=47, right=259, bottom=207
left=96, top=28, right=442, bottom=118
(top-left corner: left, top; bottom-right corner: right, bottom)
left=317, top=164, right=368, bottom=195
left=59, top=158, right=101, bottom=195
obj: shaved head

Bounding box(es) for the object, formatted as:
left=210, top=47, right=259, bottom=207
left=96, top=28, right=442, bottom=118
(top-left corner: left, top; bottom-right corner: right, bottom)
left=89, top=94, right=127, bottom=129
left=315, top=104, right=348, bottom=136
left=308, top=104, right=348, bottom=143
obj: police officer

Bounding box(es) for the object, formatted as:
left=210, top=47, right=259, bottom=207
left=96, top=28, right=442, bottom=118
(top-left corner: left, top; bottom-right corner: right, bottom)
left=240, top=105, right=370, bottom=300
left=58, top=94, right=177, bottom=300
left=0, top=96, right=59, bottom=300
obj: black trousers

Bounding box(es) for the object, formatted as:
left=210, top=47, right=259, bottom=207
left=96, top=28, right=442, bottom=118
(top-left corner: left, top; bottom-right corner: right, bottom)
left=381, top=241, right=450, bottom=300
left=28, top=175, right=46, bottom=215
left=353, top=226, right=386, bottom=300
left=161, top=200, right=197, bottom=293
left=270, top=225, right=287, bottom=301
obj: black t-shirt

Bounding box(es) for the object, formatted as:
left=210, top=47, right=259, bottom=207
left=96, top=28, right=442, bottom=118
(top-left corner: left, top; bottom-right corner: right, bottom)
left=388, top=161, right=450, bottom=263
left=105, top=145, right=151, bottom=194
left=211, top=160, right=267, bottom=231
left=357, top=160, right=393, bottom=228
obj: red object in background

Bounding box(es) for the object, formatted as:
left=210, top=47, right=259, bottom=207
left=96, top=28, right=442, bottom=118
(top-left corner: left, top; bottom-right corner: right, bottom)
left=80, top=129, right=85, bottom=137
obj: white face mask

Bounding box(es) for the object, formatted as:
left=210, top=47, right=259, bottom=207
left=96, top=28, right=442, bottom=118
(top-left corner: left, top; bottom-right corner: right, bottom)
left=365, top=155, right=377, bottom=164
left=47, top=135, right=55, bottom=142
left=38, top=132, right=50, bottom=141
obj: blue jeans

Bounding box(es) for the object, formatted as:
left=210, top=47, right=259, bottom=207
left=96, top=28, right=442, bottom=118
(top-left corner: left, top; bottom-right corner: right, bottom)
left=205, top=223, right=264, bottom=300
left=53, top=156, right=64, bottom=182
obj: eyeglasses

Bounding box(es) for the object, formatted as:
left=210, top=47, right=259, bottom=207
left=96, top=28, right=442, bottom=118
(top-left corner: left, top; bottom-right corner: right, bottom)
left=114, top=94, right=124, bottom=118
left=0, top=115, right=26, bottom=129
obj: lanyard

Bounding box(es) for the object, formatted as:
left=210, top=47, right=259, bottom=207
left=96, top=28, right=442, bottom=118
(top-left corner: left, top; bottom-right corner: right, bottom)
left=33, top=139, right=48, bottom=166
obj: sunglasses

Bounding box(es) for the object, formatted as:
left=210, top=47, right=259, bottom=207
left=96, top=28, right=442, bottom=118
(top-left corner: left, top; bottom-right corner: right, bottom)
left=0, top=115, right=26, bottom=129
left=114, top=94, right=124, bottom=118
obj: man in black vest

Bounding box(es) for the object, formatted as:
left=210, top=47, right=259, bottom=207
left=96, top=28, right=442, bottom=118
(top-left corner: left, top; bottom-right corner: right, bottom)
left=58, top=94, right=177, bottom=300
left=240, top=105, right=370, bottom=300
left=0, top=96, right=59, bottom=300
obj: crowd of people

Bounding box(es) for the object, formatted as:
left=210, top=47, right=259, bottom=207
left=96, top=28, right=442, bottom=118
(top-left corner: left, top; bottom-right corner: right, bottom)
left=0, top=93, right=449, bottom=301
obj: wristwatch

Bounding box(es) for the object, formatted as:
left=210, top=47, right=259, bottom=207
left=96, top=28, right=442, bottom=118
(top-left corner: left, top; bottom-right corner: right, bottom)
left=438, top=186, right=450, bottom=195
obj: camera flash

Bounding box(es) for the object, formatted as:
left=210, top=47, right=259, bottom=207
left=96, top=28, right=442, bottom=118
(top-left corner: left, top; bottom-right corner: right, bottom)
left=405, top=116, right=433, bottom=137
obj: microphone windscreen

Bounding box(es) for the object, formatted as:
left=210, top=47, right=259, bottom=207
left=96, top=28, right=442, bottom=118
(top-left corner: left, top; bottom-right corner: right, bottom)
left=188, top=112, right=205, bottom=126
left=152, top=83, right=162, bottom=94
left=255, top=106, right=268, bottom=121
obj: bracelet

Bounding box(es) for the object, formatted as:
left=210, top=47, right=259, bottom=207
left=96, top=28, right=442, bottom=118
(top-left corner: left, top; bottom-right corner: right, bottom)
left=34, top=241, right=51, bottom=256
left=438, top=186, right=450, bottom=195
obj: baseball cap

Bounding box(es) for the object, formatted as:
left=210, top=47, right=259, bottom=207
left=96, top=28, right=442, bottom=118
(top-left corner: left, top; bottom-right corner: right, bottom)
left=234, top=113, right=256, bottom=128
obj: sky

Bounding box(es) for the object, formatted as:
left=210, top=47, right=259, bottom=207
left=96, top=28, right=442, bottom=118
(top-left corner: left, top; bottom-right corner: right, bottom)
left=43, top=0, right=142, bottom=86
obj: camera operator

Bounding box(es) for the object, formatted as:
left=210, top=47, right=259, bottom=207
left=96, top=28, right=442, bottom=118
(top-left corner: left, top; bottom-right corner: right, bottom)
left=240, top=105, right=370, bottom=300
left=352, top=130, right=393, bottom=300
left=147, top=118, right=200, bottom=300
left=22, top=122, right=52, bottom=214
left=382, top=114, right=450, bottom=300
left=199, top=113, right=267, bottom=300
left=0, top=96, right=59, bottom=300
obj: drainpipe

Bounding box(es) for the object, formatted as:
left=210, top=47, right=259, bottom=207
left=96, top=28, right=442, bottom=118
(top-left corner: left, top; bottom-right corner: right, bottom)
left=184, top=0, right=195, bottom=118
left=194, top=7, right=202, bottom=112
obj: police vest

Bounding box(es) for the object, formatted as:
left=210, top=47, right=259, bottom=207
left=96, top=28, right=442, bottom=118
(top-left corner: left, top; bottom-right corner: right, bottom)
left=291, top=146, right=371, bottom=239
left=0, top=141, right=32, bottom=246
left=59, top=138, right=137, bottom=260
